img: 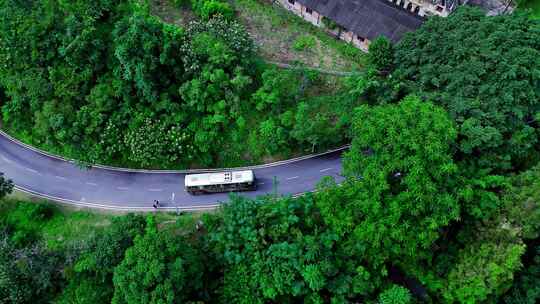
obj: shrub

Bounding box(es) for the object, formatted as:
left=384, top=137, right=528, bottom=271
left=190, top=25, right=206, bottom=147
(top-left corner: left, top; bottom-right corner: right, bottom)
left=368, top=36, right=394, bottom=73
left=0, top=172, right=13, bottom=199
left=321, top=16, right=338, bottom=30
left=191, top=0, right=234, bottom=20
left=293, top=35, right=316, bottom=51
left=378, top=285, right=412, bottom=304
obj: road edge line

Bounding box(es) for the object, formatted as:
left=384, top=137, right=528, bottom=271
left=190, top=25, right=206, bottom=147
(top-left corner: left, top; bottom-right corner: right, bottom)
left=0, top=129, right=349, bottom=173
left=13, top=185, right=222, bottom=212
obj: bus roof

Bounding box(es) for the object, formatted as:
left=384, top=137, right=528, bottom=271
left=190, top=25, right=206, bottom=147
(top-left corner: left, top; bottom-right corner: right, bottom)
left=184, top=170, right=254, bottom=187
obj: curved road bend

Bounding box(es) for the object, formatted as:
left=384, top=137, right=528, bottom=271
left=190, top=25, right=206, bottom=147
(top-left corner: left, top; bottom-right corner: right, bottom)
left=0, top=133, right=344, bottom=211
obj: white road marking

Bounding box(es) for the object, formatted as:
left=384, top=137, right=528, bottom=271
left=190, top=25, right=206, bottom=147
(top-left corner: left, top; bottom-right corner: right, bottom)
left=0, top=155, right=13, bottom=163
left=25, top=168, right=38, bottom=173
left=286, top=176, right=299, bottom=180
left=319, top=167, right=333, bottom=172
left=55, top=176, right=66, bottom=180
left=148, top=188, right=163, bottom=192
left=117, top=187, right=129, bottom=190
left=86, top=182, right=98, bottom=186
left=15, top=184, right=222, bottom=211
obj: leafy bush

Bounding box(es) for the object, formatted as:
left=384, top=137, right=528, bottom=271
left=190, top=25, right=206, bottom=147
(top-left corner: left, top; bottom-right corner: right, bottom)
left=378, top=285, right=412, bottom=304
left=0, top=172, right=13, bottom=199
left=442, top=242, right=525, bottom=303
left=0, top=231, right=64, bottom=304
left=501, top=243, right=540, bottom=304
left=293, top=34, right=316, bottom=51
left=367, top=36, right=394, bottom=73
left=394, top=7, right=540, bottom=173
left=191, top=0, right=234, bottom=20
left=4, top=202, right=55, bottom=246
left=112, top=216, right=206, bottom=303
left=321, top=16, right=338, bottom=30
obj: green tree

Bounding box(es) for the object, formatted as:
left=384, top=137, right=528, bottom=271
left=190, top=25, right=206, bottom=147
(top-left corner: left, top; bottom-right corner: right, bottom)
left=251, top=67, right=299, bottom=112
left=0, top=229, right=64, bottom=304
left=499, top=164, right=540, bottom=240
left=418, top=162, right=540, bottom=303
left=378, top=285, right=412, bottom=304
left=57, top=214, right=146, bottom=304
left=112, top=8, right=180, bottom=104
left=393, top=7, right=540, bottom=173
left=191, top=0, right=234, bottom=20
left=291, top=100, right=338, bottom=152
left=0, top=172, right=13, bottom=199
left=501, top=244, right=540, bottom=304
left=206, top=195, right=358, bottom=303
left=112, top=216, right=205, bottom=304
left=442, top=239, right=525, bottom=303
left=316, top=95, right=460, bottom=296
left=368, top=36, right=394, bottom=74
left=250, top=118, right=289, bottom=156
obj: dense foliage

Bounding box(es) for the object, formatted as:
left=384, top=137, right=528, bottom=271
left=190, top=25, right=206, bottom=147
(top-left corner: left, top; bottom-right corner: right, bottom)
left=0, top=231, right=63, bottom=303
left=57, top=214, right=146, bottom=303
left=341, top=95, right=459, bottom=266
left=191, top=0, right=234, bottom=20
left=0, top=0, right=355, bottom=169
left=0, top=3, right=539, bottom=304
left=367, top=37, right=394, bottom=74
left=112, top=216, right=206, bottom=304
left=1, top=160, right=537, bottom=303
left=393, top=8, right=540, bottom=174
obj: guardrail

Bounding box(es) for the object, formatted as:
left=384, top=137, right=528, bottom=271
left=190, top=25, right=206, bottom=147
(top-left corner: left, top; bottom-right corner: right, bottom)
left=0, top=129, right=349, bottom=174
left=14, top=185, right=222, bottom=212
left=2, top=129, right=349, bottom=211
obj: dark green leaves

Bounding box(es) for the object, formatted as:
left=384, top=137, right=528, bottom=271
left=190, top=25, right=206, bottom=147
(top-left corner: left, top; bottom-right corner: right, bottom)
left=394, top=7, right=540, bottom=173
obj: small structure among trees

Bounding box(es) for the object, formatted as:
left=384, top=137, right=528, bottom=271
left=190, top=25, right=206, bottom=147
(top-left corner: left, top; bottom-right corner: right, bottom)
left=278, top=0, right=424, bottom=51
left=276, top=0, right=471, bottom=51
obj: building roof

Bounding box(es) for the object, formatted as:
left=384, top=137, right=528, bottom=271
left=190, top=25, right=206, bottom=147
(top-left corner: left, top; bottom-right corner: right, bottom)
left=296, top=0, right=424, bottom=43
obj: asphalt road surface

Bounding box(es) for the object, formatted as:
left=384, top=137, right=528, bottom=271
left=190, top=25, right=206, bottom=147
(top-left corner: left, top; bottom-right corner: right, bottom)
left=0, top=132, right=345, bottom=211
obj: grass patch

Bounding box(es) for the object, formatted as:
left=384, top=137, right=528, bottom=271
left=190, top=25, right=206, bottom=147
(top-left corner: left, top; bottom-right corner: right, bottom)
left=0, top=198, right=197, bottom=250
left=293, top=34, right=317, bottom=51
left=231, top=0, right=366, bottom=71
left=149, top=0, right=366, bottom=71
left=1, top=199, right=113, bottom=250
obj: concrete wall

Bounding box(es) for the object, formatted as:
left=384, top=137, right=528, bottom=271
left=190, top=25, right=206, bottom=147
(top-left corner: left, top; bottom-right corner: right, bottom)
left=277, top=0, right=370, bottom=52
left=279, top=0, right=302, bottom=14
left=386, top=0, right=451, bottom=17
left=301, top=5, right=322, bottom=25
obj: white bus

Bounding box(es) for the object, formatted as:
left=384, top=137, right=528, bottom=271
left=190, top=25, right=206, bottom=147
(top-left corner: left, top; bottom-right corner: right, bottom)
left=184, top=170, right=257, bottom=194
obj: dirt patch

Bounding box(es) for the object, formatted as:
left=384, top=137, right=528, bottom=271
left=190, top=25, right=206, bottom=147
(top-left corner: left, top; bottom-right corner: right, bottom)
left=232, top=0, right=364, bottom=71
left=149, top=0, right=196, bottom=26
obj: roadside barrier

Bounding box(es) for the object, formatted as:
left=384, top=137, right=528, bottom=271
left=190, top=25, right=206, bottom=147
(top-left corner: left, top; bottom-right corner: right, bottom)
left=0, top=129, right=349, bottom=173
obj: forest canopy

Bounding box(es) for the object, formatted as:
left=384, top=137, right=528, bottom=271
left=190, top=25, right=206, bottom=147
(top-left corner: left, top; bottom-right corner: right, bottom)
left=0, top=0, right=357, bottom=169
left=0, top=2, right=540, bottom=304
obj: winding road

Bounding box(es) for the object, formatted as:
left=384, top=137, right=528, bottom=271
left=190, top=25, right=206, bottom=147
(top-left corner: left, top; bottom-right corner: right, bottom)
left=0, top=131, right=345, bottom=211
